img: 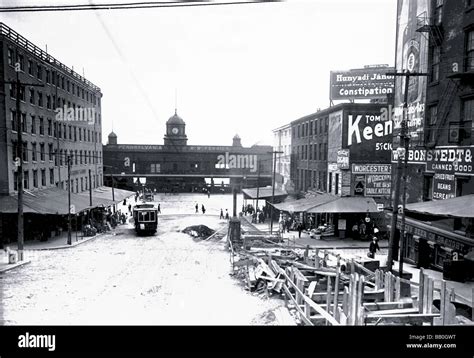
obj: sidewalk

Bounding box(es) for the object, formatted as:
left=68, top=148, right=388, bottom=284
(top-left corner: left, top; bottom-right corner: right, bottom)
left=241, top=215, right=388, bottom=250
left=0, top=257, right=31, bottom=273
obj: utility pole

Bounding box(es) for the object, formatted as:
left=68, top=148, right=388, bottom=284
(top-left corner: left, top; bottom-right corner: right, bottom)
left=89, top=169, right=93, bottom=206
left=386, top=70, right=427, bottom=273
left=67, top=154, right=72, bottom=245
left=2, top=60, right=44, bottom=261
left=256, top=161, right=260, bottom=210
left=269, top=150, right=283, bottom=234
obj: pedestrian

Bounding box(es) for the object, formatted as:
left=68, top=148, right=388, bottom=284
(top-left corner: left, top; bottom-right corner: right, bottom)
left=128, top=204, right=132, bottom=213
left=225, top=209, right=229, bottom=220
left=352, top=222, right=359, bottom=240
left=368, top=236, right=380, bottom=259
left=297, top=222, right=303, bottom=238
left=195, top=203, right=199, bottom=213
left=207, top=190, right=210, bottom=198
left=220, top=209, right=224, bottom=219
left=157, top=204, right=161, bottom=214
left=201, top=204, right=206, bottom=214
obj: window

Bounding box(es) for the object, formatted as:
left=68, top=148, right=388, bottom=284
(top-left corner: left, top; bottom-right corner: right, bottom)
left=430, top=46, right=440, bottom=82
left=46, top=95, right=51, bottom=109
left=335, top=173, right=339, bottom=195
left=19, top=85, right=25, bottom=101
left=39, top=117, right=44, bottom=135
left=40, top=143, right=45, bottom=161
left=80, top=177, right=83, bottom=192
left=79, top=150, right=83, bottom=165
left=24, top=171, right=29, bottom=190
left=31, top=142, right=37, bottom=161
left=48, top=143, right=54, bottom=161
left=28, top=60, right=34, bottom=75
left=31, top=115, right=36, bottom=134
left=75, top=179, right=79, bottom=193
left=33, top=170, right=38, bottom=188
left=29, top=88, right=35, bottom=104
left=16, top=53, right=25, bottom=71
left=38, top=92, right=43, bottom=107
left=19, top=141, right=28, bottom=163
left=9, top=83, right=15, bottom=98
left=74, top=150, right=78, bottom=165
left=467, top=30, right=474, bottom=72
left=7, top=48, right=14, bottom=66
left=69, top=126, right=72, bottom=140
left=461, top=98, right=474, bottom=143
left=434, top=0, right=443, bottom=25
left=46, top=69, right=50, bottom=84
left=47, top=119, right=52, bottom=136
left=328, top=172, right=333, bottom=193
left=41, top=169, right=46, bottom=187
left=50, top=168, right=54, bottom=185
left=21, top=113, right=26, bottom=133
left=37, top=65, right=42, bottom=81
left=12, top=141, right=18, bottom=161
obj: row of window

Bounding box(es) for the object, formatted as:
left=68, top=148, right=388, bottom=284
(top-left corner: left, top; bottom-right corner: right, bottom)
left=10, top=110, right=102, bottom=143
left=295, top=143, right=328, bottom=161
left=13, top=170, right=102, bottom=193
left=296, top=169, right=327, bottom=192
left=293, top=117, right=329, bottom=139
left=7, top=47, right=101, bottom=106
left=9, top=84, right=101, bottom=124
left=11, top=140, right=102, bottom=166
left=426, top=97, right=474, bottom=144
left=429, top=28, right=474, bottom=82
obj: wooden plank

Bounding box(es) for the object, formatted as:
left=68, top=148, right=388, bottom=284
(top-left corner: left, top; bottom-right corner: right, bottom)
left=365, top=313, right=438, bottom=325
left=307, top=281, right=317, bottom=298
left=343, top=287, right=349, bottom=316
left=367, top=308, right=420, bottom=315
left=293, top=267, right=309, bottom=283
left=423, top=274, right=429, bottom=314
left=364, top=301, right=413, bottom=311
left=357, top=275, right=365, bottom=325
left=314, top=249, right=320, bottom=269
left=427, top=277, right=434, bottom=314
left=418, top=268, right=425, bottom=314
left=440, top=280, right=446, bottom=326
left=395, top=277, right=401, bottom=302
left=333, top=256, right=341, bottom=320
left=326, top=275, right=333, bottom=320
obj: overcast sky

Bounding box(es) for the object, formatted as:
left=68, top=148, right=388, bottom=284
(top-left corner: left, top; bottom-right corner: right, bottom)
left=1, top=0, right=397, bottom=147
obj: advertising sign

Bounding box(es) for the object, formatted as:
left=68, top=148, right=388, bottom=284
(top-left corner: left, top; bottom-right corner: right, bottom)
left=365, top=174, right=392, bottom=197
left=352, top=164, right=391, bottom=174
left=330, top=66, right=395, bottom=100
left=337, top=149, right=350, bottom=169
left=393, top=0, right=430, bottom=147
left=354, top=175, right=365, bottom=196
left=346, top=111, right=393, bottom=163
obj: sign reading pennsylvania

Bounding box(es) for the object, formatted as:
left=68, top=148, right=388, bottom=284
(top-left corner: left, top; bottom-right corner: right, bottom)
left=330, top=66, right=394, bottom=100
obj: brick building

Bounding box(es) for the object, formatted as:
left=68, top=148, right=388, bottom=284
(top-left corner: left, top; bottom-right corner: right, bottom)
left=0, top=22, right=103, bottom=196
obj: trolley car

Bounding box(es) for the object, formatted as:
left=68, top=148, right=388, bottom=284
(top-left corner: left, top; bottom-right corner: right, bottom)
left=132, top=203, right=158, bottom=235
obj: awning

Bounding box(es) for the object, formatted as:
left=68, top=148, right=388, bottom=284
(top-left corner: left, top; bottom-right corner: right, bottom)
left=271, top=193, right=337, bottom=212
left=0, top=186, right=135, bottom=215
left=307, top=196, right=379, bottom=213
left=405, top=194, right=474, bottom=218
left=242, top=186, right=287, bottom=200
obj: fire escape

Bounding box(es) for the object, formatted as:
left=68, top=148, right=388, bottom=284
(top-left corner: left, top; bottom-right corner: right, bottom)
left=416, top=12, right=459, bottom=148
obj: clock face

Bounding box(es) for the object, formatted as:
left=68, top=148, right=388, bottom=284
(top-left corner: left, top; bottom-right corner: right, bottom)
left=172, top=127, right=179, bottom=135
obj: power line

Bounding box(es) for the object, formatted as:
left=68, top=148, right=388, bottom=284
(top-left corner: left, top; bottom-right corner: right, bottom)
left=0, top=1, right=281, bottom=12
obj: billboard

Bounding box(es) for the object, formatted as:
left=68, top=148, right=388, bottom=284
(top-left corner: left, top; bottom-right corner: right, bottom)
left=393, top=0, right=431, bottom=147
left=345, top=110, right=393, bottom=163
left=330, top=66, right=395, bottom=101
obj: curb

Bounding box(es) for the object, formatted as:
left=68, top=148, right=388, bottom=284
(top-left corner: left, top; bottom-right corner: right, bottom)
left=0, top=260, right=31, bottom=274
left=24, top=231, right=109, bottom=251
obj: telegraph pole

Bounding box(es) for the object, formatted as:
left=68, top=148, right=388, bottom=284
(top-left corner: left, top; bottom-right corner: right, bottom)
left=67, top=155, right=72, bottom=245
left=386, top=70, right=427, bottom=273
left=255, top=161, right=260, bottom=210
left=89, top=169, right=93, bottom=206
left=269, top=150, right=283, bottom=234
left=2, top=60, right=44, bottom=261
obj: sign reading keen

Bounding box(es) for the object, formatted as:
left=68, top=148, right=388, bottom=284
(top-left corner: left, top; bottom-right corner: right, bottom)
left=330, top=66, right=394, bottom=100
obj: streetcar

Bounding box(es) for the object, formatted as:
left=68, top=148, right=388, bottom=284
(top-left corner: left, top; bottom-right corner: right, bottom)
left=132, top=203, right=158, bottom=235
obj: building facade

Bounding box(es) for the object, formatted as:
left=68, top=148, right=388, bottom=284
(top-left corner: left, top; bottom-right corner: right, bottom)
left=291, top=110, right=329, bottom=193
left=392, top=0, right=474, bottom=270
left=0, top=22, right=103, bottom=196
left=272, top=123, right=293, bottom=193
left=103, top=111, right=273, bottom=192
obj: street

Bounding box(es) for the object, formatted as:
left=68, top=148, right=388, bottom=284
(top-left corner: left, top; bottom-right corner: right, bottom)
left=0, top=194, right=290, bottom=325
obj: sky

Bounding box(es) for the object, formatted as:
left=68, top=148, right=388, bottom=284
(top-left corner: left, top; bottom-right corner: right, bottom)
left=0, top=0, right=398, bottom=147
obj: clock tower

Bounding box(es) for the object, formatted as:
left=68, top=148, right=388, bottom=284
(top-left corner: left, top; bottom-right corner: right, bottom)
left=164, top=109, right=187, bottom=146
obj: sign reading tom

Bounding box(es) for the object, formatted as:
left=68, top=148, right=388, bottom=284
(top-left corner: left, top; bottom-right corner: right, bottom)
left=330, top=65, right=395, bottom=101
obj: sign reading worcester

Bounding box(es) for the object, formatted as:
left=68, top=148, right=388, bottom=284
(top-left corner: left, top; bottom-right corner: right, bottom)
left=330, top=66, right=395, bottom=100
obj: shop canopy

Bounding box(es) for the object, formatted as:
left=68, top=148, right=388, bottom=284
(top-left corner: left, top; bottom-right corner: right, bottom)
left=0, top=186, right=134, bottom=215
left=271, top=193, right=337, bottom=213
left=405, top=194, right=474, bottom=218
left=242, top=186, right=287, bottom=200
left=77, top=186, right=134, bottom=205
left=307, top=196, right=379, bottom=214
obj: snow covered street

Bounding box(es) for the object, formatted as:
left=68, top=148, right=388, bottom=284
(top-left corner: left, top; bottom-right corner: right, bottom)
left=0, top=194, right=292, bottom=325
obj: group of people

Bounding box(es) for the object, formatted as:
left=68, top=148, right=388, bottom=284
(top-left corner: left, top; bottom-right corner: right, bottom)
left=195, top=203, right=206, bottom=214
left=220, top=209, right=230, bottom=220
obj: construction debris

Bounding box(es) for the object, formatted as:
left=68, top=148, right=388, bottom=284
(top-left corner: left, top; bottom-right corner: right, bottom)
left=182, top=225, right=215, bottom=239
